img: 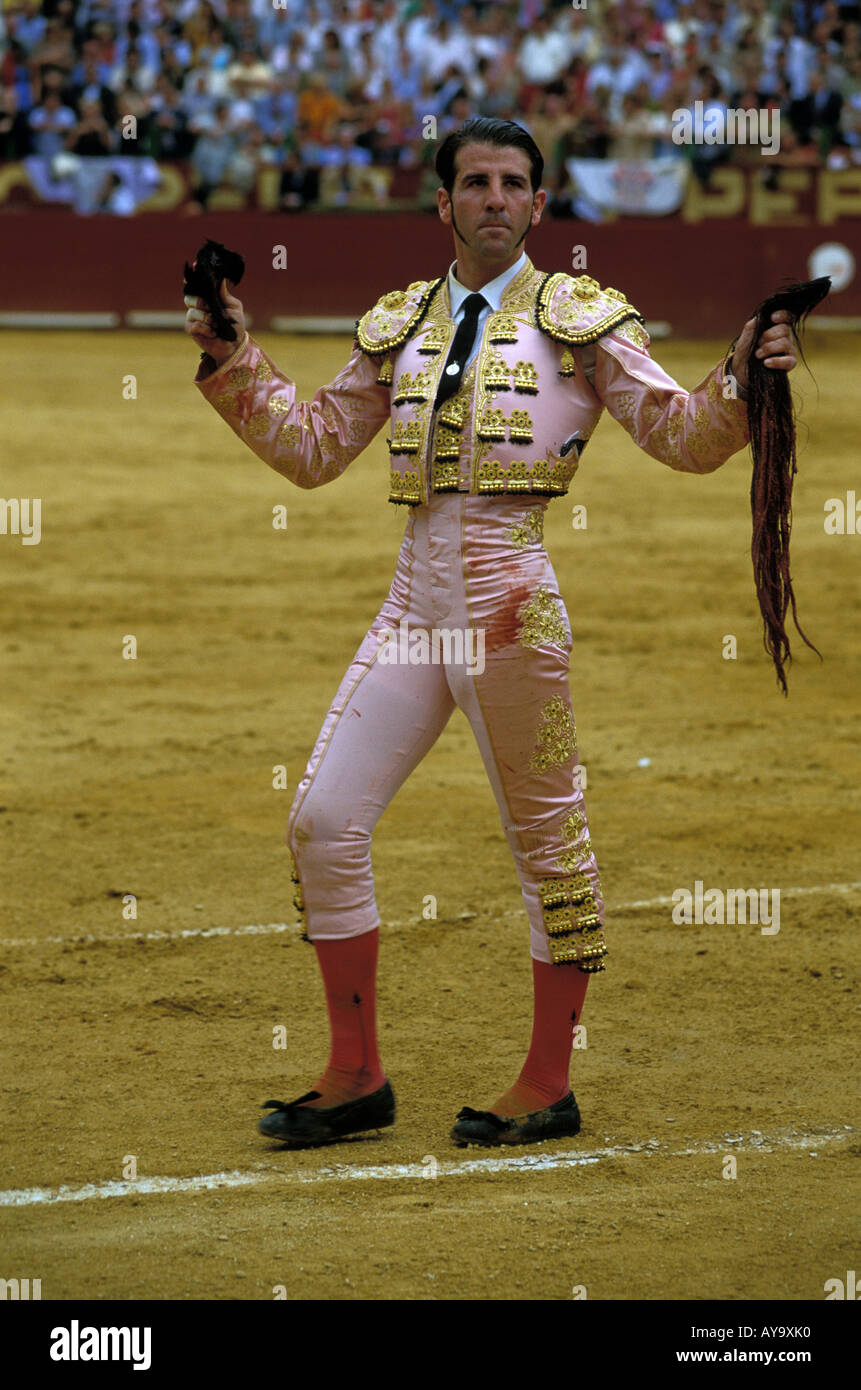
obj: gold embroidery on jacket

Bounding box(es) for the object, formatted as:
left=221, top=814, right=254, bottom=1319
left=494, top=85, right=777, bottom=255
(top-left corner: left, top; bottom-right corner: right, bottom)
left=416, top=324, right=450, bottom=355
left=529, top=695, right=576, bottom=773
left=389, top=420, right=423, bottom=455
left=484, top=352, right=511, bottom=390
left=255, top=357, right=273, bottom=382
left=277, top=421, right=302, bottom=448
left=433, top=425, right=461, bottom=462
left=508, top=408, right=534, bottom=444
left=267, top=395, right=291, bottom=416
left=476, top=405, right=507, bottom=441
left=537, top=272, right=644, bottom=346
left=432, top=458, right=461, bottom=490
left=512, top=360, right=539, bottom=393
left=247, top=413, right=271, bottom=438
left=613, top=319, right=649, bottom=348
left=393, top=369, right=433, bottom=404
left=389, top=468, right=421, bottom=504
left=437, top=394, right=469, bottom=431
left=558, top=347, right=577, bottom=377
left=355, top=278, right=443, bottom=356
left=476, top=454, right=576, bottom=496
left=226, top=365, right=253, bottom=389
left=487, top=312, right=519, bottom=343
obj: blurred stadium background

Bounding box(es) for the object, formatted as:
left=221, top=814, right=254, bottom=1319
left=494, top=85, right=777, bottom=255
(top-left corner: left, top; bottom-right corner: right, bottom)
left=0, top=0, right=859, bottom=330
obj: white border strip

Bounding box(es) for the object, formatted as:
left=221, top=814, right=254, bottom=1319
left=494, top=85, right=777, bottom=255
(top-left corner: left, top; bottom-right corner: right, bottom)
left=2, top=881, right=859, bottom=951
left=0, top=1128, right=849, bottom=1209
left=270, top=316, right=357, bottom=334
left=125, top=310, right=186, bottom=328
left=808, top=315, right=861, bottom=331
left=125, top=310, right=255, bottom=329
left=0, top=312, right=120, bottom=329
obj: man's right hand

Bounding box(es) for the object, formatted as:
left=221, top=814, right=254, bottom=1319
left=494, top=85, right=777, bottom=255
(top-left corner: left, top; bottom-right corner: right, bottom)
left=183, top=278, right=247, bottom=363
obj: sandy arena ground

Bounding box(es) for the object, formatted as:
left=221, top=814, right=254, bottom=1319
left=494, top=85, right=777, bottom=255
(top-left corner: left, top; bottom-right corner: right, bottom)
left=0, top=328, right=858, bottom=1301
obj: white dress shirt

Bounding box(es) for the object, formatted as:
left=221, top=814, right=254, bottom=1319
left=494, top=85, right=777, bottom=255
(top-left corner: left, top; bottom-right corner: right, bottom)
left=447, top=250, right=528, bottom=370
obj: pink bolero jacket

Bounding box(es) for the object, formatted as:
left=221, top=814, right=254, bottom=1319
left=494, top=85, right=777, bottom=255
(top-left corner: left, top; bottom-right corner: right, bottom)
left=194, top=258, right=750, bottom=505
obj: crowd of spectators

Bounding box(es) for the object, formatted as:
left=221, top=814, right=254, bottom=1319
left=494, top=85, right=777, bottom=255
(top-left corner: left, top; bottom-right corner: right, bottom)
left=1, top=0, right=859, bottom=213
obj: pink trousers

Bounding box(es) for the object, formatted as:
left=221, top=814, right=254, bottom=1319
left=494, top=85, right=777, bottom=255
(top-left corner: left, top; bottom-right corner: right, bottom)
left=286, top=493, right=606, bottom=969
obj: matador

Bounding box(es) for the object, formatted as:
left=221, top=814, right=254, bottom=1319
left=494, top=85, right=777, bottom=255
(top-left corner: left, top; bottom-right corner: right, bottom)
left=184, top=118, right=798, bottom=1150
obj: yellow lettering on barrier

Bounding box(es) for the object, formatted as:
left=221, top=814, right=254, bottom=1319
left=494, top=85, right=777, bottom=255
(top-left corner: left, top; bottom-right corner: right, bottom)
left=818, top=169, right=861, bottom=224
left=682, top=168, right=745, bottom=223
left=750, top=170, right=810, bottom=225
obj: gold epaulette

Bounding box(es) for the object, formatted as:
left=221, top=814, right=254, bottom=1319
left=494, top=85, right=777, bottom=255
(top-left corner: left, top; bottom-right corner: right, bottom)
left=536, top=272, right=645, bottom=346
left=355, top=278, right=444, bottom=357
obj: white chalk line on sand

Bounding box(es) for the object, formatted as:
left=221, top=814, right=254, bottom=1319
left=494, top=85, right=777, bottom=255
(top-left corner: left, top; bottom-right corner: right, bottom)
left=2, top=880, right=860, bottom=951
left=0, top=1128, right=850, bottom=1210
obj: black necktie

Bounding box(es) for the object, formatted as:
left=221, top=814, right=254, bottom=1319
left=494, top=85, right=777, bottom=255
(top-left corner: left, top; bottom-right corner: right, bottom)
left=435, top=292, right=487, bottom=410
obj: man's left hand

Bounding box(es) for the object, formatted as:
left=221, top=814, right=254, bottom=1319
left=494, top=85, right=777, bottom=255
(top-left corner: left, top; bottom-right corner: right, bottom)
left=730, top=309, right=797, bottom=392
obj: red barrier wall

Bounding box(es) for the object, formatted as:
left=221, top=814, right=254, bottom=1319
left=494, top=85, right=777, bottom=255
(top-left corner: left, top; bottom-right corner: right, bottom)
left=2, top=207, right=859, bottom=335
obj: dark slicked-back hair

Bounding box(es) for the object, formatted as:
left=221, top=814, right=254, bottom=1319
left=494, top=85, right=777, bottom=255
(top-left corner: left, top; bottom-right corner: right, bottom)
left=435, top=117, right=544, bottom=194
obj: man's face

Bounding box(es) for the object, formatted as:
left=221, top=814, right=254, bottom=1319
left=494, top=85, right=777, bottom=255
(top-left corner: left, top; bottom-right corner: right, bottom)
left=437, top=143, right=545, bottom=264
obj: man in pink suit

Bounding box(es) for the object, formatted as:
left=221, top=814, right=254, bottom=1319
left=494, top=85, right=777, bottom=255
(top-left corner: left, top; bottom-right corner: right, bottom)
left=184, top=118, right=798, bottom=1150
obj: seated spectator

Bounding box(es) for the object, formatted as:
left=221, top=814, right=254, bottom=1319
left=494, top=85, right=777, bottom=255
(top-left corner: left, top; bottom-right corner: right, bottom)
left=1, top=38, right=35, bottom=116
left=28, top=89, right=77, bottom=157
left=439, top=89, right=475, bottom=140
left=279, top=147, right=319, bottom=212
left=66, top=96, right=114, bottom=156
left=255, top=75, right=299, bottom=143
left=558, top=89, right=611, bottom=161
left=517, top=13, right=572, bottom=99
left=195, top=23, right=233, bottom=99
left=9, top=0, right=47, bottom=56
left=366, top=79, right=410, bottom=165
left=608, top=90, right=666, bottom=161
left=318, top=29, right=352, bottom=101
left=317, top=120, right=376, bottom=206
left=271, top=29, right=313, bottom=81
left=0, top=84, right=31, bottom=159
left=70, top=55, right=118, bottom=126
left=228, top=125, right=279, bottom=197
left=226, top=46, right=273, bottom=98
left=421, top=17, right=475, bottom=88
left=840, top=54, right=861, bottom=154
left=297, top=72, right=343, bottom=144
left=30, top=17, right=76, bottom=81
left=182, top=67, right=217, bottom=121
left=190, top=101, right=235, bottom=208
left=348, top=30, right=378, bottom=96
left=148, top=74, right=191, bottom=159
left=526, top=86, right=577, bottom=187
left=114, top=80, right=151, bottom=156
left=789, top=68, right=843, bottom=151
left=109, top=45, right=157, bottom=97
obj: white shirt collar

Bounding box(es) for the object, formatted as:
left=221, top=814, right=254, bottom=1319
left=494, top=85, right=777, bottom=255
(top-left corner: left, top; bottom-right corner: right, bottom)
left=448, top=250, right=527, bottom=318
